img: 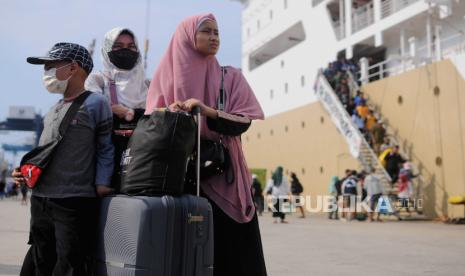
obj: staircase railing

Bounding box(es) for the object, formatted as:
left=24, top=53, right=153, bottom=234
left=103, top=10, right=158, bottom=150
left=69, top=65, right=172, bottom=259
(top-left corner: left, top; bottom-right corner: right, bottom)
left=314, top=71, right=393, bottom=194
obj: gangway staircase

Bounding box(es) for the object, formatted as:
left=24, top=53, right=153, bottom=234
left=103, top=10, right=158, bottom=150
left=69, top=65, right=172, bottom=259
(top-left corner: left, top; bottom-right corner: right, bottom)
left=314, top=70, right=428, bottom=219
left=314, top=70, right=394, bottom=196
left=346, top=72, right=426, bottom=217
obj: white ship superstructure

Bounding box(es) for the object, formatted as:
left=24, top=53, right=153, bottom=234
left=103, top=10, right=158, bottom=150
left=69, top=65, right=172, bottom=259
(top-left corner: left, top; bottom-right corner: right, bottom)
left=233, top=0, right=465, bottom=219
left=233, top=0, right=465, bottom=116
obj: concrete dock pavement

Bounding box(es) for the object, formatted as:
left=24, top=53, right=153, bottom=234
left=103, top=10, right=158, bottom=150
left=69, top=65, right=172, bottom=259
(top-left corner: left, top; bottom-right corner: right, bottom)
left=0, top=198, right=29, bottom=276
left=1, top=198, right=465, bottom=276
left=259, top=212, right=465, bottom=276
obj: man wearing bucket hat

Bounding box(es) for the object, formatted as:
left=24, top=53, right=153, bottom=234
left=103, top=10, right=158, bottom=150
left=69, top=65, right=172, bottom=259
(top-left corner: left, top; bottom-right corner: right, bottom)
left=12, top=42, right=114, bottom=275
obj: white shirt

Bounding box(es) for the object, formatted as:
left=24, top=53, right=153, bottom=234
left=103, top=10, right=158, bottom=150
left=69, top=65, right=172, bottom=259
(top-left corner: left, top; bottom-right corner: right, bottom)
left=265, top=177, right=290, bottom=197
left=364, top=174, right=384, bottom=196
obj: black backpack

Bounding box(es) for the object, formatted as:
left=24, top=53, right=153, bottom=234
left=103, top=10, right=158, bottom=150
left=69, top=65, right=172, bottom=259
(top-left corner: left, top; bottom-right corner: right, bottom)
left=343, top=177, right=358, bottom=195
left=120, top=110, right=196, bottom=195
left=292, top=180, right=304, bottom=194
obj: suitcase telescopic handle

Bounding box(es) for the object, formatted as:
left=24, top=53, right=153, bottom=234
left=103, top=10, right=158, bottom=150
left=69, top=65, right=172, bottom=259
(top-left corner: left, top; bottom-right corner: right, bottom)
left=192, top=106, right=201, bottom=197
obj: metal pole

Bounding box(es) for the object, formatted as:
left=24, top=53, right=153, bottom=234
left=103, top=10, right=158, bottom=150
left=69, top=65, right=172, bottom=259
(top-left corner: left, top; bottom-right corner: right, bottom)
left=400, top=29, right=406, bottom=71
left=144, top=0, right=151, bottom=70
left=339, top=0, right=345, bottom=39
left=435, top=25, right=442, bottom=61
left=426, top=4, right=433, bottom=59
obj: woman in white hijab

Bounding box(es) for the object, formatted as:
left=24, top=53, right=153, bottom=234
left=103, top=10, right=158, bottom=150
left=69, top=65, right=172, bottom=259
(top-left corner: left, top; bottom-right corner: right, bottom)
left=86, top=27, right=148, bottom=191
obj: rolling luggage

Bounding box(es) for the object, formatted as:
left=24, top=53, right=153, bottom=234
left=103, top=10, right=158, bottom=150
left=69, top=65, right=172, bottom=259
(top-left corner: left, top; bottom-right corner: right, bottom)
left=95, top=107, right=214, bottom=276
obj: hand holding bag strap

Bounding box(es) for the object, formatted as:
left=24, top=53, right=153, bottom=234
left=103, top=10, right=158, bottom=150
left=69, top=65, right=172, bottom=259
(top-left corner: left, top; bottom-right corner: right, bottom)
left=109, top=79, right=119, bottom=105
left=102, top=72, right=119, bottom=105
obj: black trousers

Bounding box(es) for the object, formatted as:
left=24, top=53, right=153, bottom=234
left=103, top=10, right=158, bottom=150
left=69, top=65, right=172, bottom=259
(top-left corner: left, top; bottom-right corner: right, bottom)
left=111, top=134, right=130, bottom=192
left=22, top=196, right=98, bottom=276
left=272, top=201, right=286, bottom=220
left=209, top=199, right=268, bottom=276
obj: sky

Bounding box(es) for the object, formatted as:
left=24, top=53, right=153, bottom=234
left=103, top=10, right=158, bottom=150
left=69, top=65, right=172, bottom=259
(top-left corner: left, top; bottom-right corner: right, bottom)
left=0, top=0, right=244, bottom=165
left=0, top=0, right=243, bottom=120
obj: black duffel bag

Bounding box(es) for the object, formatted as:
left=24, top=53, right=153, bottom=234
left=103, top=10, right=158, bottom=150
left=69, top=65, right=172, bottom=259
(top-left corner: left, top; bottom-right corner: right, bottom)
left=120, top=110, right=196, bottom=195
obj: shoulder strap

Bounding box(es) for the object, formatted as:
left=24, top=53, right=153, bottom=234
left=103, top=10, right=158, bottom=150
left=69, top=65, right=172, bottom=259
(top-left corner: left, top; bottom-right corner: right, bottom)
left=108, top=79, right=118, bottom=105
left=58, top=91, right=92, bottom=139
left=102, top=72, right=118, bottom=105
left=218, top=66, right=227, bottom=111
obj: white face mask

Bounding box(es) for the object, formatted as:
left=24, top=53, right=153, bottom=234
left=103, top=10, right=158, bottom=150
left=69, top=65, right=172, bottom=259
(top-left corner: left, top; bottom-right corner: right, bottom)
left=42, top=63, right=72, bottom=94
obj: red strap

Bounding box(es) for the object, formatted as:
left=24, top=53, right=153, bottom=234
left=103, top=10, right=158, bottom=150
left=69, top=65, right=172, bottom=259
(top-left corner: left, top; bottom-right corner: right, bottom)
left=114, top=130, right=134, bottom=137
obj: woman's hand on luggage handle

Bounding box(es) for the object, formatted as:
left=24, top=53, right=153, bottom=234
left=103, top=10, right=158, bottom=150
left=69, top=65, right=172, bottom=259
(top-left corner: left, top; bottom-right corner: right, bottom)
left=182, top=99, right=218, bottom=119
left=168, top=101, right=184, bottom=112
left=12, top=167, right=25, bottom=186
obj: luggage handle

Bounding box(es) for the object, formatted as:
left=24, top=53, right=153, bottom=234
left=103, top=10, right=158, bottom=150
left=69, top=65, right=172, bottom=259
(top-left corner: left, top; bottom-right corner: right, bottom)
left=192, top=106, right=201, bottom=197
left=188, top=213, right=204, bottom=224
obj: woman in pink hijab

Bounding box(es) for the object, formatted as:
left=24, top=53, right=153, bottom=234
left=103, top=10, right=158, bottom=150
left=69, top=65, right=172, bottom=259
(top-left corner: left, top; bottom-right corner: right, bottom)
left=146, top=13, right=267, bottom=276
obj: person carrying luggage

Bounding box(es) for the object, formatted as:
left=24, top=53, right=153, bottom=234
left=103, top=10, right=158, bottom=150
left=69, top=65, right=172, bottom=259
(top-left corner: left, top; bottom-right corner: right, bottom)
left=12, top=43, right=114, bottom=276
left=86, top=27, right=148, bottom=192
left=145, top=13, right=267, bottom=276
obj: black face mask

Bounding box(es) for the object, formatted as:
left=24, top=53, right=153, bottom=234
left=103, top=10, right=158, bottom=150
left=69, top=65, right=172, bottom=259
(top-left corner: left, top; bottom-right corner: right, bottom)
left=108, top=48, right=140, bottom=70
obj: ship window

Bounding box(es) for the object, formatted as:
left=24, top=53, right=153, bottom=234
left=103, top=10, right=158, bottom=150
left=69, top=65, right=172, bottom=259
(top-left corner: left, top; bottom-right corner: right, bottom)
left=249, top=21, right=306, bottom=71
left=270, top=10, right=273, bottom=20
left=247, top=28, right=250, bottom=37
left=270, top=129, right=274, bottom=136
left=257, top=20, right=261, bottom=30
left=284, top=82, right=289, bottom=94
left=257, top=133, right=261, bottom=139
left=270, top=89, right=274, bottom=99
left=301, top=121, right=306, bottom=128
left=284, top=0, right=288, bottom=9
left=301, top=75, right=305, bottom=87
left=285, top=125, right=289, bottom=132
left=281, top=60, right=285, bottom=68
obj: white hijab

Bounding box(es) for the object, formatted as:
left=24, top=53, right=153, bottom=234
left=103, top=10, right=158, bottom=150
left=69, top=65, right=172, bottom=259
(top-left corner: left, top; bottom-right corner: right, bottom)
left=85, top=27, right=147, bottom=109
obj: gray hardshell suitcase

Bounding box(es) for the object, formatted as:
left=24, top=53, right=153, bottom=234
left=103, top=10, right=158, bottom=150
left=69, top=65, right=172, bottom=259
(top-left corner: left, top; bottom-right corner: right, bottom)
left=95, top=108, right=214, bottom=276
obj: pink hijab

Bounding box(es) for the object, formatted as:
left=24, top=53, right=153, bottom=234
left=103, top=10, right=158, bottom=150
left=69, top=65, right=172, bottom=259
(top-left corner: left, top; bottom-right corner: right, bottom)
left=145, top=13, right=264, bottom=223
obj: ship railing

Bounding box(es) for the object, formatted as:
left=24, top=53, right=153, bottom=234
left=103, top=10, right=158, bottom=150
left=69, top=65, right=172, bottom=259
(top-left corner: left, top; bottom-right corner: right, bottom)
left=333, top=21, right=346, bottom=40
left=356, top=57, right=411, bottom=83
left=357, top=31, right=465, bottom=83
left=381, top=0, right=421, bottom=19
left=352, top=2, right=375, bottom=33
left=433, top=32, right=465, bottom=59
